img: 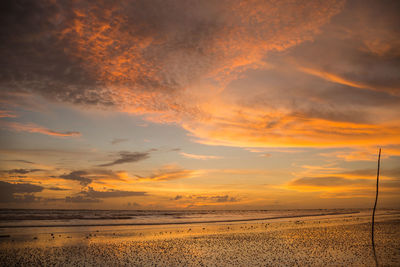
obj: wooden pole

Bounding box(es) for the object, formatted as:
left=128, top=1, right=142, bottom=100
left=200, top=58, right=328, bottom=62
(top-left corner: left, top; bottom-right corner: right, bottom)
left=372, top=148, right=381, bottom=266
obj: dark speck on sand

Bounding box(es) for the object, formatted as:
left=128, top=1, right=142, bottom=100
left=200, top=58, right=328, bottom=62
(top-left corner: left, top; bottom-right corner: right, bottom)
left=0, top=213, right=399, bottom=266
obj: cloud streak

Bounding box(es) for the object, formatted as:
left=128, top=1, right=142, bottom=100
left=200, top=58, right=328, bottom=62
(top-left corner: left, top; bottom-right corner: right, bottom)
left=299, top=67, right=376, bottom=92
left=1, top=159, right=35, bottom=164
left=3, top=169, right=43, bottom=175
left=286, top=172, right=400, bottom=200
left=289, top=176, right=364, bottom=187
left=0, top=121, right=81, bottom=137
left=180, top=152, right=222, bottom=160
left=59, top=171, right=92, bottom=186
left=136, top=165, right=197, bottom=182
left=111, top=138, right=129, bottom=145
left=98, top=151, right=150, bottom=167
left=0, top=110, right=17, bottom=118
left=58, top=169, right=128, bottom=186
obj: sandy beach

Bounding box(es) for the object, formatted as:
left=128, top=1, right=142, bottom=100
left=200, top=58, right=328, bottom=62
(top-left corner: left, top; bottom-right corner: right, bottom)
left=0, top=211, right=399, bottom=266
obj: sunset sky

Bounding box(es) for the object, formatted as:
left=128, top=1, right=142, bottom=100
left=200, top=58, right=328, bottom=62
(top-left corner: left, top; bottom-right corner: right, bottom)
left=0, top=0, right=399, bottom=209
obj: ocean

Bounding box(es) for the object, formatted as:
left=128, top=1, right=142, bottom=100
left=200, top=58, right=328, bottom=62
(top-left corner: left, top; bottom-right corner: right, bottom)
left=0, top=208, right=361, bottom=228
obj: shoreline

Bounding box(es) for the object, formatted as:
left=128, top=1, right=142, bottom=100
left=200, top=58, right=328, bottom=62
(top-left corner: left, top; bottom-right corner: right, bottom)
left=0, top=212, right=399, bottom=266
left=0, top=211, right=360, bottom=229
left=0, top=214, right=400, bottom=266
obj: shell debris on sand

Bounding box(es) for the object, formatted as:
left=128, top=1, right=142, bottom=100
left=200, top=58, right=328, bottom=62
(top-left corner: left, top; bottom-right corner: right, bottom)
left=0, top=214, right=399, bottom=266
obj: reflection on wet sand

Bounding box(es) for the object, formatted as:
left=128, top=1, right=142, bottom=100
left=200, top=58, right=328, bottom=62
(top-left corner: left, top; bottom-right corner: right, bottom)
left=0, top=212, right=399, bottom=266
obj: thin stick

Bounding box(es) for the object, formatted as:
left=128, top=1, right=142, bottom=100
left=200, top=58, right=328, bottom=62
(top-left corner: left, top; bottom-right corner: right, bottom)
left=372, top=148, right=381, bottom=266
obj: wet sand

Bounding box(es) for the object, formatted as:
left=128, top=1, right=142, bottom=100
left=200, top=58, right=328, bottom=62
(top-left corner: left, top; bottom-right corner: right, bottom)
left=0, top=212, right=399, bottom=266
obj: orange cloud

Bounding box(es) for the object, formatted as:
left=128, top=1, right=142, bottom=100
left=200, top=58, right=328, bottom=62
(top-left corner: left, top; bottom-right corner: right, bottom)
left=300, top=67, right=371, bottom=89
left=320, top=146, right=400, bottom=161
left=180, top=152, right=222, bottom=160
left=54, top=0, right=344, bottom=117
left=136, top=165, right=198, bottom=182
left=0, top=121, right=81, bottom=137
left=7, top=0, right=400, bottom=152
left=299, top=67, right=399, bottom=96
left=182, top=109, right=400, bottom=147
left=0, top=110, right=17, bottom=118
left=283, top=165, right=400, bottom=199
left=284, top=176, right=382, bottom=198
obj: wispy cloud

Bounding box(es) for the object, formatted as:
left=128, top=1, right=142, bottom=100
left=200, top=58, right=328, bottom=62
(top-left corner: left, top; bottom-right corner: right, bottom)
left=59, top=171, right=92, bottom=186
left=298, top=67, right=397, bottom=95
left=0, top=110, right=17, bottom=118
left=342, top=167, right=400, bottom=179
left=319, top=146, right=400, bottom=162
left=136, top=165, right=197, bottom=182
left=59, top=169, right=128, bottom=186
left=289, top=176, right=364, bottom=188
left=98, top=151, right=150, bottom=167
left=47, top=186, right=70, bottom=191
left=111, top=138, right=129, bottom=145
left=245, top=148, right=307, bottom=154
left=285, top=171, right=400, bottom=199
left=0, top=121, right=81, bottom=137
left=4, top=169, right=43, bottom=174
left=180, top=152, right=222, bottom=160
left=1, top=159, right=35, bottom=164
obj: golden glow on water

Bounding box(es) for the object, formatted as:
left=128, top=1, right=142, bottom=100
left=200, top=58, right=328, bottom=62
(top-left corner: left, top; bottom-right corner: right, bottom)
left=1, top=213, right=399, bottom=266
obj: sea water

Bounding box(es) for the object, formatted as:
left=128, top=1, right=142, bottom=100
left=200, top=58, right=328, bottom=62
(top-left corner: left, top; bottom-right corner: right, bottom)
left=0, top=208, right=362, bottom=228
